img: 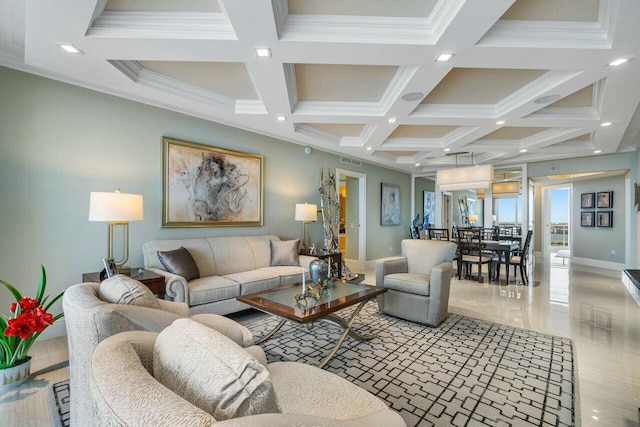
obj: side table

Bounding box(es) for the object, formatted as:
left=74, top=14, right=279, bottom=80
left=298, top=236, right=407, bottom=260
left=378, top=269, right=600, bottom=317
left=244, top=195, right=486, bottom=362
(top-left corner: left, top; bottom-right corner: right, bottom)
left=82, top=268, right=166, bottom=299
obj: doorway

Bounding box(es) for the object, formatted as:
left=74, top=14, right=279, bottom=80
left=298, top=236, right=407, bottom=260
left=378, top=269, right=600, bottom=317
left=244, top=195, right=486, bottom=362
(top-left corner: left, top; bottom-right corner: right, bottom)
left=542, top=184, right=572, bottom=267
left=336, top=168, right=366, bottom=270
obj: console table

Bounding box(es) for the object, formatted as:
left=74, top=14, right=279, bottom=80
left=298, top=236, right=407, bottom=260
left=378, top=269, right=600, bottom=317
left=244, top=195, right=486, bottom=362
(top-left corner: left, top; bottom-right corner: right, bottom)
left=82, top=268, right=166, bottom=298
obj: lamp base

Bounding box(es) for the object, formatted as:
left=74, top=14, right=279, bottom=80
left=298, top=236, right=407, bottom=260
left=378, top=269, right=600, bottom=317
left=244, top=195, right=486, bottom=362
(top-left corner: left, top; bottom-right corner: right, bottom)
left=116, top=265, right=131, bottom=276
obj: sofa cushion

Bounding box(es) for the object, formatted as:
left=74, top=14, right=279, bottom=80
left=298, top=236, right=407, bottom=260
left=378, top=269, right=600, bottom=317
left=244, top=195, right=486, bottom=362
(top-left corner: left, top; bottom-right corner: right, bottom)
left=258, top=266, right=307, bottom=286
left=157, top=247, right=200, bottom=281
left=224, top=270, right=280, bottom=295
left=269, top=239, right=300, bottom=266
left=384, top=273, right=430, bottom=297
left=99, top=275, right=161, bottom=309
left=188, top=276, right=240, bottom=306
left=154, top=318, right=281, bottom=421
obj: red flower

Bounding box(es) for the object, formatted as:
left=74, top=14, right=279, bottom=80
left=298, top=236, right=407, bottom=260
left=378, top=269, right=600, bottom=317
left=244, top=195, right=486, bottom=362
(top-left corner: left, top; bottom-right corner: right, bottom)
left=10, top=302, right=17, bottom=313
left=18, top=297, right=40, bottom=313
left=34, top=307, right=53, bottom=326
left=4, top=312, right=41, bottom=339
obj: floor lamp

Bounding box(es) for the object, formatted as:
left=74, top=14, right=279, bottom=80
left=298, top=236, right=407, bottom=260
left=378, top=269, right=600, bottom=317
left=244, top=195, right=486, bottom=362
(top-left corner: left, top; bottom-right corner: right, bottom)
left=89, top=189, right=143, bottom=275
left=295, top=203, right=317, bottom=253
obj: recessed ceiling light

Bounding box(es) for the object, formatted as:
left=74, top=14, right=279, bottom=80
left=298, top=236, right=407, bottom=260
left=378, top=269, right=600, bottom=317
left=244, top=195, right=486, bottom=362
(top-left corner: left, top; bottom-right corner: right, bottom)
left=388, top=118, right=397, bottom=124
left=519, top=149, right=528, bottom=153
left=255, top=47, right=271, bottom=58
left=276, top=115, right=286, bottom=121
left=609, top=58, right=628, bottom=66
left=594, top=150, right=602, bottom=154
left=435, top=53, right=454, bottom=62
left=415, top=163, right=420, bottom=167
left=59, top=44, right=83, bottom=54
left=496, top=120, right=506, bottom=125
left=444, top=148, right=451, bottom=152
left=366, top=147, right=372, bottom=151
left=401, top=92, right=424, bottom=102
left=534, top=94, right=562, bottom=104
left=600, top=122, right=613, bottom=127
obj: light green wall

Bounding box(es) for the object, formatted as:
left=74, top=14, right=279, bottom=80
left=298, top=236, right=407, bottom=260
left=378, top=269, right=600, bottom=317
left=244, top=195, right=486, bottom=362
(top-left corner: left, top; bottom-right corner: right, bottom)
left=0, top=66, right=410, bottom=335
left=572, top=176, right=626, bottom=262
left=528, top=153, right=636, bottom=266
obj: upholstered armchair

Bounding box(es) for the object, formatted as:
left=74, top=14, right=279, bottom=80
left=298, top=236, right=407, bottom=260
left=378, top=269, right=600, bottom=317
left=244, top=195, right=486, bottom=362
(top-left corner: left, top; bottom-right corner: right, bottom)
left=376, top=239, right=457, bottom=326
left=89, top=320, right=406, bottom=426
left=63, top=278, right=254, bottom=427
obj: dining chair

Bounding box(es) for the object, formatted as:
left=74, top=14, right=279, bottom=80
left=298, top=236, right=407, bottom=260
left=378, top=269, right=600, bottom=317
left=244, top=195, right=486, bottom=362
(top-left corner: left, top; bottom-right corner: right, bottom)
left=428, top=228, right=450, bottom=240
left=509, top=229, right=533, bottom=285
left=456, top=229, right=495, bottom=282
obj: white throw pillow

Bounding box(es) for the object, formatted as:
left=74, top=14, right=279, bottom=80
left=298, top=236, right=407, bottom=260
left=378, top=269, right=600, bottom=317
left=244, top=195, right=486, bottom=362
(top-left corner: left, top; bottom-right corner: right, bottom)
left=99, top=274, right=161, bottom=309
left=153, top=318, right=281, bottom=421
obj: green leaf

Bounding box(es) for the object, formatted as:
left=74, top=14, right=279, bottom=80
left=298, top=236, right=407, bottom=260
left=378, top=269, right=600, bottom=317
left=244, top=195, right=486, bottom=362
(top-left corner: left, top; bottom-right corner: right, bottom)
left=36, top=264, right=46, bottom=302
left=0, top=280, right=22, bottom=302
left=44, top=290, right=65, bottom=312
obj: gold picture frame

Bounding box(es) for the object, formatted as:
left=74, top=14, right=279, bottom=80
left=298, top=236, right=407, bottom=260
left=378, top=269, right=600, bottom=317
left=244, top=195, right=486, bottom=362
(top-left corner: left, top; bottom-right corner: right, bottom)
left=162, top=137, right=263, bottom=227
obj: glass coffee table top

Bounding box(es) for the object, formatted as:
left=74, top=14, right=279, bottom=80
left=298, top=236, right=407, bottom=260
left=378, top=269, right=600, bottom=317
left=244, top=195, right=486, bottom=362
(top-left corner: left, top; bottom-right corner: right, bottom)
left=237, top=280, right=385, bottom=323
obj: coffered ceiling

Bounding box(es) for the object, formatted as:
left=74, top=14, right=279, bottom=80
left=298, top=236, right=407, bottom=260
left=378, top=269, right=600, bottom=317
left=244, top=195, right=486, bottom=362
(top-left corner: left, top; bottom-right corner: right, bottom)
left=1, top=0, right=640, bottom=175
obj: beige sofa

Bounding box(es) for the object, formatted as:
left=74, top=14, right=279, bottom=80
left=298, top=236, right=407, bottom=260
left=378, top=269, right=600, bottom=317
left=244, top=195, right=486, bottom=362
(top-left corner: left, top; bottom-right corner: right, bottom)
left=90, top=321, right=407, bottom=426
left=142, top=235, right=315, bottom=315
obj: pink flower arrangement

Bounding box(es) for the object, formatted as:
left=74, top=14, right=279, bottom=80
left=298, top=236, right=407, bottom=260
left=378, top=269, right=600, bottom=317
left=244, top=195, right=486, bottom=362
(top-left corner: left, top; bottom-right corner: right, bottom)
left=1, top=266, right=64, bottom=368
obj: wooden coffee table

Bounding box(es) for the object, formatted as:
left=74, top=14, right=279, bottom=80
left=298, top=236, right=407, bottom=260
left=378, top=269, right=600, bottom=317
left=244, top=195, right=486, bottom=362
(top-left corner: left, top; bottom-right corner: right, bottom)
left=237, top=281, right=386, bottom=368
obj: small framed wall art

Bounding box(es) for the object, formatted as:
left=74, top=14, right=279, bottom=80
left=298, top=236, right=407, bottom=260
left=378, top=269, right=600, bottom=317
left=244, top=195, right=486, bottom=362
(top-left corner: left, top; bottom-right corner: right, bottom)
left=596, top=211, right=612, bottom=228
left=580, top=211, right=594, bottom=227
left=597, top=191, right=613, bottom=208
left=580, top=192, right=595, bottom=209
left=381, top=183, right=400, bottom=226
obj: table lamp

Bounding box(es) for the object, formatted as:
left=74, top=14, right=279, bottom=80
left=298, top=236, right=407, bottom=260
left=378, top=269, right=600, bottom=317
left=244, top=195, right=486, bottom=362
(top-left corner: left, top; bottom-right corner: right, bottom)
left=89, top=189, right=143, bottom=275
left=468, top=214, right=478, bottom=226
left=295, top=203, right=317, bottom=252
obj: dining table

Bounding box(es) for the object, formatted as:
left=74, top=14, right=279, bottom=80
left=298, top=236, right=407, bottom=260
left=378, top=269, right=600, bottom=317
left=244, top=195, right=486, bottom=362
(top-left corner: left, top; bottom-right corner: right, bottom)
left=481, top=240, right=520, bottom=285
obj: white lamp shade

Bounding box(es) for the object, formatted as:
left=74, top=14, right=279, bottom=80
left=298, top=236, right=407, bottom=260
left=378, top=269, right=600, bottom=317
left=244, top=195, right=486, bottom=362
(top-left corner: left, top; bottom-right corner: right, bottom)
left=437, top=164, right=493, bottom=191
left=89, top=191, right=143, bottom=222
left=295, top=203, right=317, bottom=222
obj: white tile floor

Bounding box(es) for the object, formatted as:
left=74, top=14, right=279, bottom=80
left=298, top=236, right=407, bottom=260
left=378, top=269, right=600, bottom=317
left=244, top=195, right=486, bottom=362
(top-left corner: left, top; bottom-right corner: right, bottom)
left=361, top=255, right=640, bottom=426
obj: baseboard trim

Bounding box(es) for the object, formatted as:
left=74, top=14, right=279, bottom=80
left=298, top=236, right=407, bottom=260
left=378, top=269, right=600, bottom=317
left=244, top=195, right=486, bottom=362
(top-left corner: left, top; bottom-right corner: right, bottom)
left=571, top=257, right=625, bottom=272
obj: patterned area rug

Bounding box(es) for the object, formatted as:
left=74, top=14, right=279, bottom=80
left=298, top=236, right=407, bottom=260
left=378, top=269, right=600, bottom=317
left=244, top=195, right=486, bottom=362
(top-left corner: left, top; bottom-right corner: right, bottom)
left=51, top=379, right=70, bottom=427
left=51, top=302, right=577, bottom=427
left=245, top=302, right=577, bottom=427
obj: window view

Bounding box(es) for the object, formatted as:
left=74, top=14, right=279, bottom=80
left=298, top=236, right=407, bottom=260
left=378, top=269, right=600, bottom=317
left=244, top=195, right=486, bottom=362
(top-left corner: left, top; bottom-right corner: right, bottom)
left=494, top=195, right=522, bottom=226
left=550, top=188, right=569, bottom=248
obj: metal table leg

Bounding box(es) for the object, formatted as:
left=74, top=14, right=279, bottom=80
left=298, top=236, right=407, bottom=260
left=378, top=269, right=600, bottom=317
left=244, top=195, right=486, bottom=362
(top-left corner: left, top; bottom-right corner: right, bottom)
left=255, top=318, right=287, bottom=344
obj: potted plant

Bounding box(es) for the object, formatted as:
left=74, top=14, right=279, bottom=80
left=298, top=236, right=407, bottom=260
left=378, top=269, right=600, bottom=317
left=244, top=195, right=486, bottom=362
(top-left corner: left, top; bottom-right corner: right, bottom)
left=1, top=265, right=64, bottom=391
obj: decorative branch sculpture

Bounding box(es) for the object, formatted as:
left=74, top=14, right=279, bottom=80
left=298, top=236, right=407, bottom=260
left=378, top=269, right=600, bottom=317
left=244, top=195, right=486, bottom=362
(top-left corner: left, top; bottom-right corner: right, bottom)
left=319, top=169, right=355, bottom=279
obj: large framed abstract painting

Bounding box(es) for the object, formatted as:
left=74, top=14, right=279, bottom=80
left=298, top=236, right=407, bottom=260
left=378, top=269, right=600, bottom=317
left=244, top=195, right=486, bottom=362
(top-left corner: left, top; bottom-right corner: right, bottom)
left=162, top=137, right=263, bottom=227
left=381, top=183, right=400, bottom=226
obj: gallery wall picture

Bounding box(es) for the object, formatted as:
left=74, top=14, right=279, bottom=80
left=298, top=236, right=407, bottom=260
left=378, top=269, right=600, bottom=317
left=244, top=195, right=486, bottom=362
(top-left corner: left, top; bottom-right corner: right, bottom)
left=597, top=191, right=613, bottom=208
left=581, top=211, right=594, bottom=227
left=596, top=211, right=612, bottom=228
left=580, top=192, right=595, bottom=209
left=381, top=183, right=400, bottom=226
left=162, top=137, right=263, bottom=227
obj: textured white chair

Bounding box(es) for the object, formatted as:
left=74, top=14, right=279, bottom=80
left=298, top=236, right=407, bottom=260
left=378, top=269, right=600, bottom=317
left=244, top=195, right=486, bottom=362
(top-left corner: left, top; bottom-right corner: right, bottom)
left=63, top=279, right=254, bottom=427
left=376, top=239, right=457, bottom=326
left=89, top=319, right=407, bottom=426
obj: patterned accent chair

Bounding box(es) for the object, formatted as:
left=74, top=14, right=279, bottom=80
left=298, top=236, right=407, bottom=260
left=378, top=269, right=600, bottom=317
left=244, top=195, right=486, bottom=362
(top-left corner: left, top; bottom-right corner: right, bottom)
left=89, top=320, right=407, bottom=426
left=376, top=239, right=457, bottom=326
left=63, top=281, right=254, bottom=427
